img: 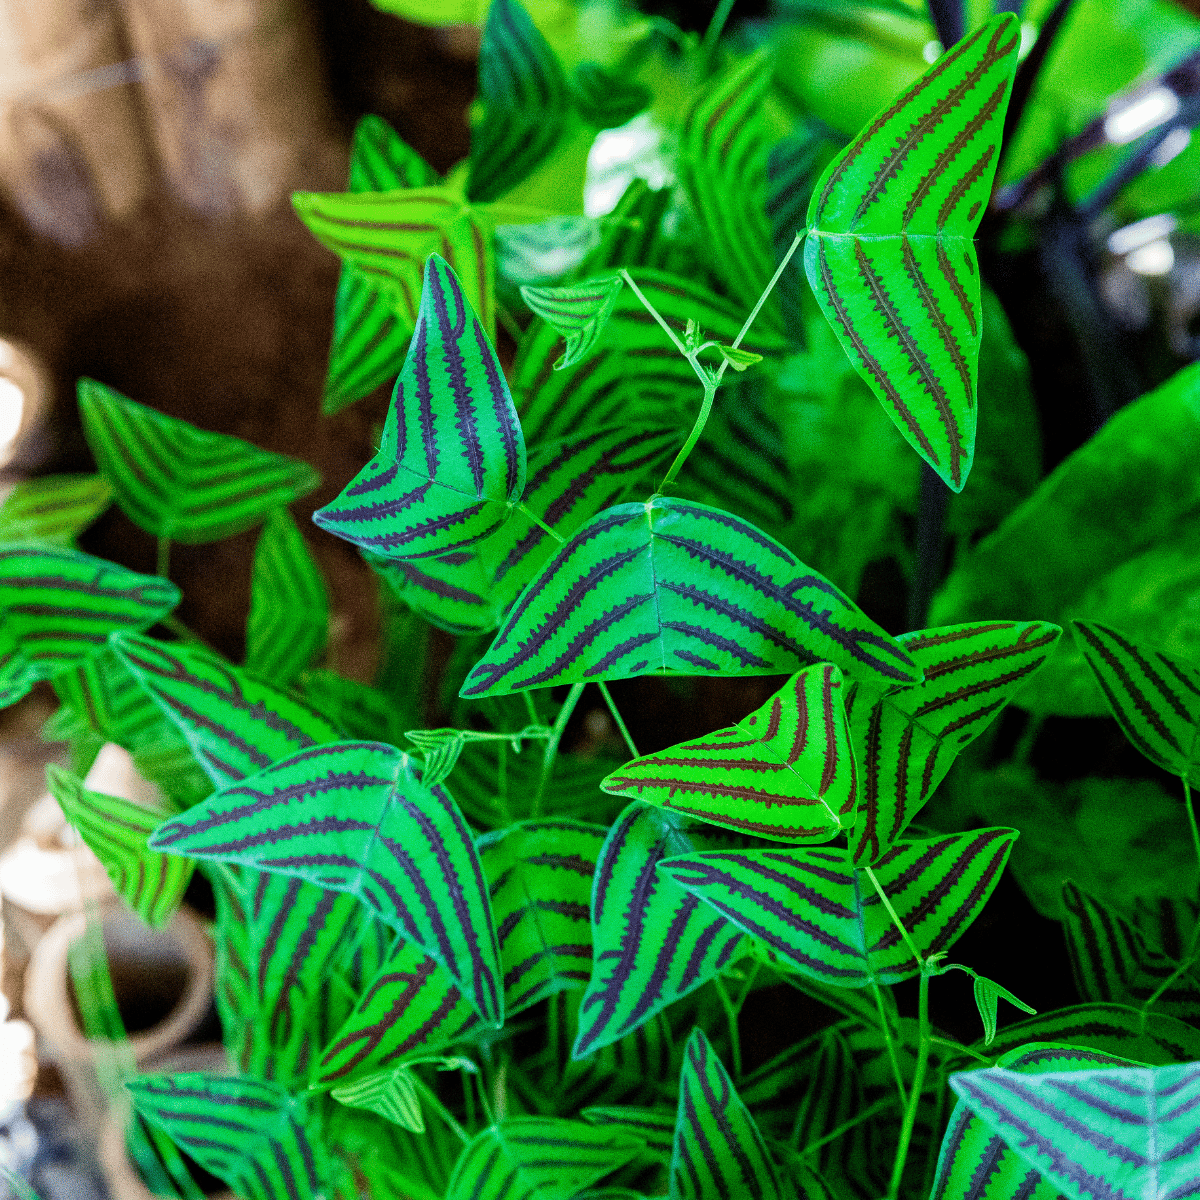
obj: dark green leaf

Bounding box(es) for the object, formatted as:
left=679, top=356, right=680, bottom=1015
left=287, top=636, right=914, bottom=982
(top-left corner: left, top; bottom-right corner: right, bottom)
left=150, top=740, right=503, bottom=1025
left=246, top=508, right=329, bottom=683
left=0, top=473, right=112, bottom=547
left=47, top=763, right=193, bottom=928
left=804, top=15, right=1020, bottom=491
left=582, top=1107, right=676, bottom=1161
left=846, top=620, right=1060, bottom=864
left=571, top=61, right=650, bottom=130
left=601, top=663, right=857, bottom=842
left=573, top=802, right=747, bottom=1059
left=466, top=0, right=571, bottom=203
left=670, top=1028, right=784, bottom=1200
left=314, top=254, right=526, bottom=561
left=294, top=667, right=411, bottom=748
left=660, top=828, right=1017, bottom=988
left=478, top=818, right=605, bottom=1014
left=349, top=113, right=438, bottom=193
left=460, top=497, right=922, bottom=698
left=520, top=274, right=623, bottom=370
left=77, top=379, right=319, bottom=543
left=111, top=633, right=340, bottom=789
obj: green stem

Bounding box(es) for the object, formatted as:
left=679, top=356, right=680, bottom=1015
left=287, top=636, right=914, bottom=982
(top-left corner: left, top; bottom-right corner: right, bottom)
left=887, top=968, right=932, bottom=1200
left=930, top=1034, right=991, bottom=1066
left=619, top=269, right=697, bottom=365
left=865, top=865, right=925, bottom=970
left=732, top=958, right=760, bottom=1014
left=657, top=231, right=805, bottom=491
left=496, top=740, right=511, bottom=827
left=518, top=501, right=566, bottom=544
left=156, top=535, right=171, bottom=580
left=532, top=682, right=585, bottom=817
left=714, top=975, right=743, bottom=1080
left=1185, top=778, right=1200, bottom=875
left=522, top=690, right=540, bottom=727
left=794, top=1095, right=896, bottom=1159
left=461, top=1065, right=476, bottom=1131
left=410, top=1073, right=471, bottom=1144
left=699, top=0, right=738, bottom=67
left=1011, top=713, right=1044, bottom=766
left=870, top=977, right=908, bottom=1109
left=598, top=681, right=639, bottom=759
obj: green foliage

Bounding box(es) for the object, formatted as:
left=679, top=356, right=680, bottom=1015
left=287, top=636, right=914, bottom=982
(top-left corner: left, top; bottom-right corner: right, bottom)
left=21, top=4, right=1200, bottom=1198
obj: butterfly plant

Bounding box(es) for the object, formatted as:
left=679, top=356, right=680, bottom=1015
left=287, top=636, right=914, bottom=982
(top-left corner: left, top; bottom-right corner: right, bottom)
left=12, top=4, right=1200, bottom=1200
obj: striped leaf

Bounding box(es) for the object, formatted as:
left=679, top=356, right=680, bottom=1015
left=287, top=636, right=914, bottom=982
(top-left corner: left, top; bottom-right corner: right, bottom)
left=324, top=118, right=440, bottom=416
left=111, top=633, right=340, bottom=789
left=573, top=802, right=747, bottom=1059
left=349, top=113, right=438, bottom=194
left=678, top=49, right=780, bottom=333
left=582, top=1107, right=676, bottom=1161
left=317, top=935, right=481, bottom=1086
left=575, top=180, right=680, bottom=278
left=477, top=819, right=605, bottom=1014
left=981, top=1002, right=1200, bottom=1067
left=373, top=426, right=676, bottom=634
left=332, top=1066, right=425, bottom=1132
left=314, top=254, right=526, bottom=561
left=601, top=663, right=857, bottom=842
left=150, top=740, right=504, bottom=1025
left=804, top=14, right=1020, bottom=491
left=514, top=268, right=787, bottom=445
left=127, top=1073, right=349, bottom=1200
left=660, top=828, right=1017, bottom=988
left=293, top=188, right=496, bottom=341
left=78, top=379, right=319, bottom=543
left=571, top=62, right=650, bottom=130
left=671, top=1027, right=784, bottom=1200
left=294, top=668, right=411, bottom=748
left=520, top=274, right=623, bottom=370
left=47, top=763, right=193, bottom=928
left=246, top=508, right=330, bottom=682
left=460, top=497, right=922, bottom=699
left=466, top=0, right=571, bottom=203
left=931, top=1042, right=1146, bottom=1200
left=846, top=620, right=1061, bottom=865
left=949, top=1060, right=1200, bottom=1200
left=1074, top=620, right=1200, bottom=785
left=1061, top=881, right=1200, bottom=1023
left=0, top=544, right=179, bottom=701
left=0, top=473, right=112, bottom=547
left=446, top=1117, right=645, bottom=1200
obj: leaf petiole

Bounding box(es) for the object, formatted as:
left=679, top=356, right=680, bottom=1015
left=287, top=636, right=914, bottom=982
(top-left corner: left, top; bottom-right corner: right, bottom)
left=598, top=681, right=639, bottom=759
left=532, top=682, right=586, bottom=816
left=864, top=864, right=925, bottom=969
left=887, top=964, right=932, bottom=1200
left=518, top=501, right=566, bottom=544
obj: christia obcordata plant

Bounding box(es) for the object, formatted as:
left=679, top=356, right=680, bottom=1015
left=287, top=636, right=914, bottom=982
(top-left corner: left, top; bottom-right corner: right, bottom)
left=5, top=1, right=1200, bottom=1198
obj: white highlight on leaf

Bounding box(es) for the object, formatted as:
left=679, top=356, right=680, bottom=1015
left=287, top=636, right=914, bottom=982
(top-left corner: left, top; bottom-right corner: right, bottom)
left=1104, top=86, right=1180, bottom=145
left=1107, top=213, right=1177, bottom=256
left=1152, top=126, right=1192, bottom=168
left=1126, top=238, right=1175, bottom=276
left=584, top=112, right=674, bottom=218
left=922, top=39, right=943, bottom=64
left=1018, top=21, right=1038, bottom=59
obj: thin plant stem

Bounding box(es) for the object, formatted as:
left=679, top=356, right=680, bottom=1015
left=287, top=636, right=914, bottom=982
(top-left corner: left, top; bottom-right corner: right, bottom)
left=1185, top=778, right=1200, bottom=874
left=496, top=740, right=511, bottom=827
left=930, top=1035, right=990, bottom=1065
left=518, top=502, right=566, bottom=544
left=657, top=231, right=805, bottom=491
left=410, top=1073, right=471, bottom=1144
left=870, top=977, right=908, bottom=1109
left=794, top=1095, right=895, bottom=1159
left=619, top=270, right=705, bottom=379
left=887, top=968, right=932, bottom=1200
left=1011, top=712, right=1044, bottom=766
left=532, top=682, right=585, bottom=816
left=461, top=1066, right=476, bottom=1131
left=714, top=975, right=743, bottom=1079
left=919, top=1063, right=949, bottom=1199
left=864, top=865, right=925, bottom=970
left=522, top=690, right=540, bottom=727
left=700, top=0, right=738, bottom=66
left=598, top=681, right=639, bottom=759
left=156, top=535, right=171, bottom=580
left=732, top=958, right=760, bottom=1013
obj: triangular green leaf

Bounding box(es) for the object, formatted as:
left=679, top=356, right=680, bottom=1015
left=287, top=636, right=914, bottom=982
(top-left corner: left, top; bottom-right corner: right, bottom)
left=314, top=253, right=526, bottom=561
left=846, top=620, right=1061, bottom=864
left=446, top=1117, right=644, bottom=1200
left=478, top=818, right=605, bottom=1014
left=111, top=633, right=341, bottom=789
left=0, top=473, right=112, bottom=547
left=571, top=61, right=650, bottom=130
left=660, top=827, right=1017, bottom=988
left=804, top=14, right=1021, bottom=491
left=670, top=1028, right=784, bottom=1200
left=349, top=113, right=439, bottom=194
left=331, top=1066, right=426, bottom=1132
left=150, top=740, right=504, bottom=1025
left=601, top=662, right=857, bottom=842
left=127, top=1073, right=350, bottom=1200
left=713, top=345, right=763, bottom=372
left=47, top=763, right=193, bottom=928
left=573, top=802, right=747, bottom=1059
left=246, top=507, right=330, bottom=682
left=466, top=0, right=571, bottom=203
left=460, top=497, right=922, bottom=698
left=1073, top=620, right=1200, bottom=784
left=520, top=274, right=623, bottom=370
left=949, top=1060, right=1200, bottom=1200
left=77, top=379, right=319, bottom=543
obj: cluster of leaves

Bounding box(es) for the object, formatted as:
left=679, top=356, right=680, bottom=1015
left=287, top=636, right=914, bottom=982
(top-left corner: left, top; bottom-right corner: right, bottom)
left=8, top=0, right=1200, bottom=1198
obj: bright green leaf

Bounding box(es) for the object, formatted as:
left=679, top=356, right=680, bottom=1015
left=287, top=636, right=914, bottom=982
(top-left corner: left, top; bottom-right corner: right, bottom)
left=0, top=474, right=112, bottom=547
left=519, top=273, right=623, bottom=370
left=331, top=1067, right=426, bottom=1132
left=571, top=61, right=650, bottom=130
